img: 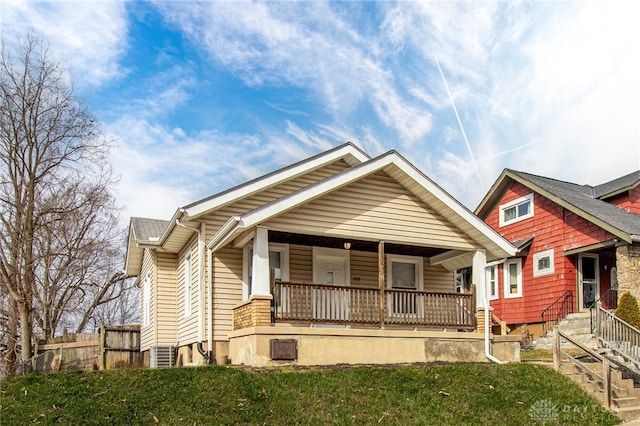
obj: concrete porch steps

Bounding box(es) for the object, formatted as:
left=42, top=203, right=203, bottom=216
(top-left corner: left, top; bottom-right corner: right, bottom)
left=533, top=312, right=598, bottom=350
left=559, top=363, right=640, bottom=421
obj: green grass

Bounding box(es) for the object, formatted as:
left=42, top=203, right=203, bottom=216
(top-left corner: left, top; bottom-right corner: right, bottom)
left=0, top=363, right=620, bottom=425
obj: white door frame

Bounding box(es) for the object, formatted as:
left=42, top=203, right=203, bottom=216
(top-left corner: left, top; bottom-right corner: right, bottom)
left=578, top=253, right=599, bottom=311
left=312, top=247, right=350, bottom=320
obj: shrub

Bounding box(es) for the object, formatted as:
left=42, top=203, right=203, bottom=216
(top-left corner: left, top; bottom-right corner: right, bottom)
left=614, top=292, right=640, bottom=329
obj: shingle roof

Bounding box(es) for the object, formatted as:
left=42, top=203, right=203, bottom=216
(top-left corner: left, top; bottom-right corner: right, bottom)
left=130, top=217, right=170, bottom=243
left=508, top=170, right=640, bottom=238
left=594, top=170, right=640, bottom=198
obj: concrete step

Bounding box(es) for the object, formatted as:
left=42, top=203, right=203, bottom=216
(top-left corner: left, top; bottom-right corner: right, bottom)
left=614, top=396, right=640, bottom=409
left=614, top=406, right=640, bottom=422
left=565, top=312, right=591, bottom=320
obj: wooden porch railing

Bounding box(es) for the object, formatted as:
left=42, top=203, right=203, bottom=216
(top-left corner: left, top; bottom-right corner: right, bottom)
left=273, top=282, right=476, bottom=329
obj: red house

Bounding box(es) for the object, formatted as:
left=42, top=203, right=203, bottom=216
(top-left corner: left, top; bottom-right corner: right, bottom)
left=475, top=169, right=640, bottom=337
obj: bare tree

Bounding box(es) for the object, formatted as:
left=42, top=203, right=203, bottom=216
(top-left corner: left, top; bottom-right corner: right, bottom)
left=0, top=35, right=130, bottom=374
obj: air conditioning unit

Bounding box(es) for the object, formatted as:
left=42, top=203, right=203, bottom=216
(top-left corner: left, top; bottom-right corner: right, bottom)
left=150, top=346, right=175, bottom=368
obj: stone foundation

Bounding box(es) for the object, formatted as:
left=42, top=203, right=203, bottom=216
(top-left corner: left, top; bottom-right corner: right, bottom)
left=616, top=243, right=640, bottom=300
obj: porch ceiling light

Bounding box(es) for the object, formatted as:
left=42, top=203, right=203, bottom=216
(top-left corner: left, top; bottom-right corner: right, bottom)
left=343, top=242, right=351, bottom=250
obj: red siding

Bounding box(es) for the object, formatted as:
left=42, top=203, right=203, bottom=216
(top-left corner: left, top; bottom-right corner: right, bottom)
left=606, top=186, right=640, bottom=214
left=485, top=182, right=615, bottom=325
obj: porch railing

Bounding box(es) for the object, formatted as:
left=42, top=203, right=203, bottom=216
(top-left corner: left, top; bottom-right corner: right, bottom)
left=541, top=290, right=573, bottom=335
left=594, top=305, right=640, bottom=370
left=273, top=282, right=476, bottom=329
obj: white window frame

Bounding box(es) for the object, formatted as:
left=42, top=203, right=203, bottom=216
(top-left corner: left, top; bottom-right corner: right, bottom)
left=486, top=265, right=499, bottom=300
left=184, top=253, right=192, bottom=316
left=499, top=193, right=534, bottom=227
left=533, top=249, right=555, bottom=277
left=142, top=272, right=151, bottom=326
left=243, top=243, right=289, bottom=300
left=386, top=254, right=424, bottom=290
left=503, top=258, right=523, bottom=298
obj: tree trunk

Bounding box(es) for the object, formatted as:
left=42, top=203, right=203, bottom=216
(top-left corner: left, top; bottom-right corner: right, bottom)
left=18, top=302, right=32, bottom=373
left=4, top=298, right=19, bottom=376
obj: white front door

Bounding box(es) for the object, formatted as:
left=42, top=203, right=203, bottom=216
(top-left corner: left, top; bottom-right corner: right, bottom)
left=312, top=248, right=350, bottom=320
left=578, top=254, right=599, bottom=311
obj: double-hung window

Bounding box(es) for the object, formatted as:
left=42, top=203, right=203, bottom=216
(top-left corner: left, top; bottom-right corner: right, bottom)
left=499, top=193, right=534, bottom=227
left=243, top=243, right=289, bottom=300
left=142, top=272, right=151, bottom=326
left=486, top=265, right=498, bottom=300
left=503, top=258, right=523, bottom=298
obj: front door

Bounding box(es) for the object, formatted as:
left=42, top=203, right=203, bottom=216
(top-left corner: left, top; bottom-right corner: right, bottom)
left=312, top=248, right=350, bottom=321
left=578, top=254, right=599, bottom=311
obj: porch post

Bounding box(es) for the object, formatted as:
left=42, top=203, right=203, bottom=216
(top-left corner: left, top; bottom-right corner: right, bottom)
left=472, top=249, right=488, bottom=334
left=378, top=241, right=385, bottom=328
left=251, top=226, right=271, bottom=296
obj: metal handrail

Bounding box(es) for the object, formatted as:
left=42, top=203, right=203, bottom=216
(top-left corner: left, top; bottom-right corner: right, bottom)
left=541, top=290, right=573, bottom=335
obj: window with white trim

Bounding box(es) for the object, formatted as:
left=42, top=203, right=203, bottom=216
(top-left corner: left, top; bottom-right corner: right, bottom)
left=486, top=265, right=498, bottom=300
left=503, top=258, right=523, bottom=298
left=387, top=254, right=423, bottom=315
left=243, top=243, right=289, bottom=300
left=184, top=254, right=192, bottom=316
left=499, top=193, right=534, bottom=227
left=142, top=272, right=151, bottom=326
left=533, top=249, right=554, bottom=277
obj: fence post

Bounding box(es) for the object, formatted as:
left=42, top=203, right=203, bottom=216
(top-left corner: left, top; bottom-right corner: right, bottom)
left=553, top=328, right=560, bottom=371
left=58, top=346, right=63, bottom=371
left=603, top=358, right=611, bottom=410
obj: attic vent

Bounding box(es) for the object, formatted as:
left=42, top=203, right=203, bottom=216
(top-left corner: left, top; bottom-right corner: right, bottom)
left=270, top=339, right=297, bottom=361
left=148, top=236, right=159, bottom=241
left=150, top=345, right=175, bottom=368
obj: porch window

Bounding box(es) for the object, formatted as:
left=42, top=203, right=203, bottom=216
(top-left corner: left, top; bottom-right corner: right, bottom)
left=142, top=272, right=151, bottom=326
left=533, top=249, right=554, bottom=277
left=486, top=265, right=498, bottom=300
left=243, top=243, right=289, bottom=299
left=184, top=254, right=192, bottom=316
left=503, top=258, right=522, bottom=298
left=387, top=254, right=423, bottom=315
left=499, top=193, right=534, bottom=227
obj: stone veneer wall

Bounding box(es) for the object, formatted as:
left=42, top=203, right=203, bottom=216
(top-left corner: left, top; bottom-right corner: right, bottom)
left=616, top=243, right=640, bottom=300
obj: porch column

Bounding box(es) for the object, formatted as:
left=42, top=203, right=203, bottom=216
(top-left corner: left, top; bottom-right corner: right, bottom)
left=472, top=249, right=487, bottom=308
left=251, top=226, right=271, bottom=296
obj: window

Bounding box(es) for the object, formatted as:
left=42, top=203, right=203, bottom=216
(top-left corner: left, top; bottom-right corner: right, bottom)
left=243, top=243, right=289, bottom=299
left=533, top=249, right=554, bottom=277
left=499, top=193, right=534, bottom=227
left=184, top=254, right=192, bottom=316
left=503, top=258, right=522, bottom=298
left=387, top=254, right=423, bottom=315
left=486, top=265, right=498, bottom=300
left=143, top=272, right=151, bottom=326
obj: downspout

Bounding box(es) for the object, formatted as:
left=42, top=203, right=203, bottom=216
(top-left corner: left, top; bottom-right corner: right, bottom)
left=484, top=267, right=502, bottom=365
left=176, top=219, right=211, bottom=365
left=206, top=246, right=213, bottom=364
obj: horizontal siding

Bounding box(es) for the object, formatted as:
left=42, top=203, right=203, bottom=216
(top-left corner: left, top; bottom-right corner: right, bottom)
left=177, top=238, right=199, bottom=344
left=201, top=160, right=352, bottom=242
left=156, top=252, right=177, bottom=346
left=265, top=171, right=477, bottom=249
left=212, top=247, right=243, bottom=340
left=350, top=250, right=379, bottom=288
left=424, top=263, right=455, bottom=292
left=140, top=248, right=155, bottom=351
left=290, top=244, right=312, bottom=282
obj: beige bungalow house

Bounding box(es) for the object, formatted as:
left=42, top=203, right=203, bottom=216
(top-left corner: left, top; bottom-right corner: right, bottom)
left=125, top=143, right=518, bottom=368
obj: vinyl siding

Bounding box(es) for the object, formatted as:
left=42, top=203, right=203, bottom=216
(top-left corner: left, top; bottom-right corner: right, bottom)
left=156, top=252, right=177, bottom=346
left=140, top=248, right=155, bottom=351
left=212, top=247, right=243, bottom=340
left=290, top=244, right=313, bottom=282
left=424, top=263, right=455, bottom=292
left=177, top=238, right=199, bottom=345
left=265, top=171, right=477, bottom=249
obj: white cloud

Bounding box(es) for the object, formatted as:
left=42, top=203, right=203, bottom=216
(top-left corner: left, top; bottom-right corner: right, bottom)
left=2, top=0, right=128, bottom=89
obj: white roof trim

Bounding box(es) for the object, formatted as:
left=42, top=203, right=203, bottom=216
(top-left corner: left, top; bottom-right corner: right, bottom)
left=206, top=151, right=517, bottom=257
left=183, top=143, right=369, bottom=219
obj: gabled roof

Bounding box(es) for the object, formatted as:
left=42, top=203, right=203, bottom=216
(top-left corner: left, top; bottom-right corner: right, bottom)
left=594, top=170, right=640, bottom=199
left=207, top=150, right=517, bottom=263
left=125, top=217, right=170, bottom=275
left=475, top=169, right=640, bottom=244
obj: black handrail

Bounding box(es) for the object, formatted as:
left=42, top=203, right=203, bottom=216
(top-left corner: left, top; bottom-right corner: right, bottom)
left=541, top=290, right=573, bottom=335
left=589, top=287, right=619, bottom=332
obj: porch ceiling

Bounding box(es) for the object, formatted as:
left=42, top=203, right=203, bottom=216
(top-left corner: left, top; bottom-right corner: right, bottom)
left=269, top=230, right=448, bottom=258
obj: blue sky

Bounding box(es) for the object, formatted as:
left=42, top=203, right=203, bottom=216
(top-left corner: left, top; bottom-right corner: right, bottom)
left=3, top=1, right=639, bottom=222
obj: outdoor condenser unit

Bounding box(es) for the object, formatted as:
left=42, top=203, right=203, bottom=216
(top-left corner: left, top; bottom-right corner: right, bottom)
left=150, top=345, right=175, bottom=368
